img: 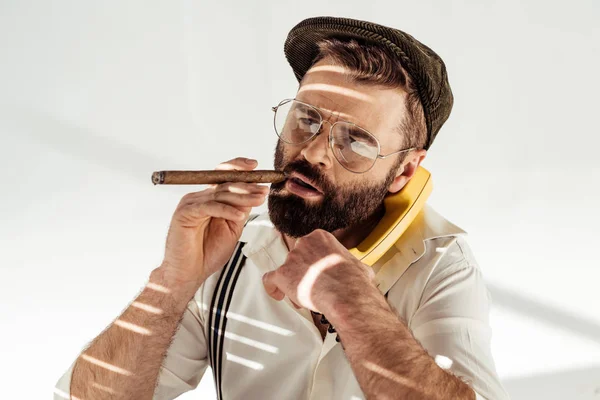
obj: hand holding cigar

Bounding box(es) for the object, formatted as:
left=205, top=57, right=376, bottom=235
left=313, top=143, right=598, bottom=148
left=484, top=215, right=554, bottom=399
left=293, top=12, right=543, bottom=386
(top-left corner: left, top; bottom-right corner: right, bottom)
left=156, top=157, right=271, bottom=290
left=152, top=170, right=287, bottom=185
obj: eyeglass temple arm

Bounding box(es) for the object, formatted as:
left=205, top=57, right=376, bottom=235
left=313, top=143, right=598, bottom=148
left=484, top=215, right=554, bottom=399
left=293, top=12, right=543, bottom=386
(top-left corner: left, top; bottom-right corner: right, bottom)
left=378, top=147, right=417, bottom=159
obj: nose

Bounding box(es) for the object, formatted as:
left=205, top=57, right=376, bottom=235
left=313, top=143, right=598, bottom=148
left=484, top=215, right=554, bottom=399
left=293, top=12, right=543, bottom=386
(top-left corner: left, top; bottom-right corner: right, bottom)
left=300, top=120, right=334, bottom=170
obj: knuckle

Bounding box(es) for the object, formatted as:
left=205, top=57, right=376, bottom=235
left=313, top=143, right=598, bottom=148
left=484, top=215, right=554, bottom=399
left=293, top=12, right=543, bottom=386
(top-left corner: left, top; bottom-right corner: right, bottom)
left=219, top=182, right=232, bottom=191
left=194, top=201, right=209, bottom=212
left=313, top=229, right=327, bottom=237
left=242, top=182, right=259, bottom=192
left=285, top=249, right=297, bottom=260
left=283, top=252, right=296, bottom=266
left=179, top=203, right=198, bottom=217
left=367, top=268, right=376, bottom=280
left=305, top=230, right=319, bottom=240
left=204, top=199, right=217, bottom=208
left=181, top=192, right=194, bottom=202
left=178, top=200, right=194, bottom=211
left=278, top=265, right=291, bottom=279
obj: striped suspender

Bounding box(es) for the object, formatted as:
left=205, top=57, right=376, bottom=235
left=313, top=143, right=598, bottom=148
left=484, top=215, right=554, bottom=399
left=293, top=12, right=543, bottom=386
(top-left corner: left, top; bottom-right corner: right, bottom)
left=207, top=215, right=258, bottom=400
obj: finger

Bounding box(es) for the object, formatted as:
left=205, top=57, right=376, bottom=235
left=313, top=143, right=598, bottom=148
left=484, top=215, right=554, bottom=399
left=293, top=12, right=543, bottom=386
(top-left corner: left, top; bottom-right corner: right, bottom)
left=180, top=184, right=268, bottom=211
left=212, top=191, right=267, bottom=208
left=176, top=183, right=260, bottom=208
left=176, top=189, right=214, bottom=212
left=179, top=200, right=246, bottom=225
left=215, top=157, right=258, bottom=171
left=262, top=271, right=285, bottom=301
left=178, top=188, right=266, bottom=211
left=215, top=182, right=270, bottom=195
left=236, top=206, right=252, bottom=216
left=290, top=300, right=302, bottom=309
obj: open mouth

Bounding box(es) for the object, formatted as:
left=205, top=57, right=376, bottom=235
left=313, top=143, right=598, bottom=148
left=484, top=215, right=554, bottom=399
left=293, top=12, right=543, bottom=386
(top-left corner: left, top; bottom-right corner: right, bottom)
left=286, top=177, right=322, bottom=197
left=292, top=177, right=318, bottom=191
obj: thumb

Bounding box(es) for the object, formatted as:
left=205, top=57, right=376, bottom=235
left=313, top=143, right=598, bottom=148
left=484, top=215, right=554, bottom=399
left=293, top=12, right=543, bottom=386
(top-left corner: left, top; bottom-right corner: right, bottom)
left=262, top=271, right=285, bottom=301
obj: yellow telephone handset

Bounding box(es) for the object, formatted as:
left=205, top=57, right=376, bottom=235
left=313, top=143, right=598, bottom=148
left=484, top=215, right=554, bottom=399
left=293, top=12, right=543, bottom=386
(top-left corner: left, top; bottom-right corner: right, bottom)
left=349, top=166, right=432, bottom=267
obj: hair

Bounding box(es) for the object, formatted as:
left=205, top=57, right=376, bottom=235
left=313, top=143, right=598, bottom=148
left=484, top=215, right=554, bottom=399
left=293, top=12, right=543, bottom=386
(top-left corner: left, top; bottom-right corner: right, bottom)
left=305, top=37, right=428, bottom=154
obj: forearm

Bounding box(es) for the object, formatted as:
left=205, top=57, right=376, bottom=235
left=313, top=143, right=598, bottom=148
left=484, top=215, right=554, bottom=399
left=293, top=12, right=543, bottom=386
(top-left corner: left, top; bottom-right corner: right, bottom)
left=70, top=267, right=198, bottom=400
left=331, top=296, right=475, bottom=400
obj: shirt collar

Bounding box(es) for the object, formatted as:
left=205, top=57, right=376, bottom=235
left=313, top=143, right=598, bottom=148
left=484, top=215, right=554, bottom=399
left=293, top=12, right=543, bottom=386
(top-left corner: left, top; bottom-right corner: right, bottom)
left=239, top=204, right=466, bottom=266
left=239, top=212, right=282, bottom=257
left=391, top=204, right=467, bottom=267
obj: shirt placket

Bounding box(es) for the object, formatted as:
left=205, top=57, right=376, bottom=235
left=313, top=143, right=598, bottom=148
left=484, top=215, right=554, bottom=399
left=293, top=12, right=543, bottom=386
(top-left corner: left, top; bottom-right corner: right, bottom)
left=258, top=235, right=346, bottom=399
left=307, top=331, right=339, bottom=399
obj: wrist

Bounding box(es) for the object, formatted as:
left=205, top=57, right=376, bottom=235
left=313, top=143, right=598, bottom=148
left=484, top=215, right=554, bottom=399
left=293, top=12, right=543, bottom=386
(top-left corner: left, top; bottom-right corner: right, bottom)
left=326, top=284, right=391, bottom=331
left=149, top=266, right=203, bottom=308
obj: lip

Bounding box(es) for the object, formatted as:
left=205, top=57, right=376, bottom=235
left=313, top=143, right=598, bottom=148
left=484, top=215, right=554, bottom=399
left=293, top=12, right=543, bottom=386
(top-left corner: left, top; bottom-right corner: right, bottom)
left=288, top=172, right=323, bottom=194
left=285, top=179, right=323, bottom=198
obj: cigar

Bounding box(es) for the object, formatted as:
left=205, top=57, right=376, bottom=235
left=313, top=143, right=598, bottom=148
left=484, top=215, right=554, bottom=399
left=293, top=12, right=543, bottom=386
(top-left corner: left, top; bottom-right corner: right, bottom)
left=151, top=170, right=287, bottom=185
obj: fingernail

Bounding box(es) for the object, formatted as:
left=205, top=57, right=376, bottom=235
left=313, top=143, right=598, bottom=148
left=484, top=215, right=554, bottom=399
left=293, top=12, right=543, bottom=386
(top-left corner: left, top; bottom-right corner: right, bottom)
left=245, top=158, right=257, bottom=164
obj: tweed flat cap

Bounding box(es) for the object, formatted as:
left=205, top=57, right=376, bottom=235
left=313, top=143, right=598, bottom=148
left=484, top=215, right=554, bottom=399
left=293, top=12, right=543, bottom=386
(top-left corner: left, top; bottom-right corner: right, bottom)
left=284, top=16, right=453, bottom=150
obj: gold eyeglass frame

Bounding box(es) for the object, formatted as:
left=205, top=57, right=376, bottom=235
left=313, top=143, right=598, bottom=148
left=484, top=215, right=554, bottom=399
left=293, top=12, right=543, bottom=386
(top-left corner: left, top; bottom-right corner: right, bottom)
left=272, top=98, right=416, bottom=173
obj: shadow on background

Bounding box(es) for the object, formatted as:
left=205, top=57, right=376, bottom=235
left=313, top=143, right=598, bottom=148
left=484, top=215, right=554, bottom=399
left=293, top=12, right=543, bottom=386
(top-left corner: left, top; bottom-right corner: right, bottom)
left=487, top=283, right=600, bottom=345
left=488, top=283, right=600, bottom=399
left=503, top=365, right=600, bottom=400
left=0, top=103, right=181, bottom=186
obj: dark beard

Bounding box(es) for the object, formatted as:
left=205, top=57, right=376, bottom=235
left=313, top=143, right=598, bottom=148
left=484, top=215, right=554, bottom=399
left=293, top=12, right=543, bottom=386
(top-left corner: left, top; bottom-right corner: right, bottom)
left=267, top=140, right=400, bottom=238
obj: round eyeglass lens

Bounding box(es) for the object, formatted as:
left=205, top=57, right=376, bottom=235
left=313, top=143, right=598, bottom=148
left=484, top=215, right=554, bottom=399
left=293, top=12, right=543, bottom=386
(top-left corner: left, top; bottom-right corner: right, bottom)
left=274, top=100, right=322, bottom=144
left=330, top=122, right=379, bottom=172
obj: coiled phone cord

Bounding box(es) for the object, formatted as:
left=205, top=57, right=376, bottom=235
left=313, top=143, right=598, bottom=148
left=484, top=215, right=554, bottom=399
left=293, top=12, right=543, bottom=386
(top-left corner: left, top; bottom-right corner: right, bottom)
left=311, top=310, right=343, bottom=347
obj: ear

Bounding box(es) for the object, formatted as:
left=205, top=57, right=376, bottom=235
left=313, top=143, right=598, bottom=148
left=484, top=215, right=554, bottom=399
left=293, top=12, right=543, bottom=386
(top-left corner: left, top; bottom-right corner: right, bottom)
left=388, top=149, right=427, bottom=193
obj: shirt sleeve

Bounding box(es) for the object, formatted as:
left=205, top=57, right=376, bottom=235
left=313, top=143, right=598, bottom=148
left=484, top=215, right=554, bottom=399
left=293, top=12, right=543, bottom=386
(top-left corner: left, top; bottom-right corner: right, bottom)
left=53, top=299, right=209, bottom=400
left=152, top=299, right=210, bottom=399
left=408, top=237, right=511, bottom=400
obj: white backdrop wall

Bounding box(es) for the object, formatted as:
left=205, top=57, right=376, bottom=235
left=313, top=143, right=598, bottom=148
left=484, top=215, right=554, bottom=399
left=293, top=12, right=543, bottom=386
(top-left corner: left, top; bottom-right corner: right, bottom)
left=1, top=1, right=598, bottom=399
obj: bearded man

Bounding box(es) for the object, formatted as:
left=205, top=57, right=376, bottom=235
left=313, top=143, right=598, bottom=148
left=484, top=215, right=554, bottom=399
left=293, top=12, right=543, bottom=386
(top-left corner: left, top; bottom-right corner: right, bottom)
left=56, top=17, right=509, bottom=400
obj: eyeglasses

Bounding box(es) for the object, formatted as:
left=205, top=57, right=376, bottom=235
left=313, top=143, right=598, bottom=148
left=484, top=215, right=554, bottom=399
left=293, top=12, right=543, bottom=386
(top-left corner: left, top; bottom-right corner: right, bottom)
left=272, top=98, right=416, bottom=173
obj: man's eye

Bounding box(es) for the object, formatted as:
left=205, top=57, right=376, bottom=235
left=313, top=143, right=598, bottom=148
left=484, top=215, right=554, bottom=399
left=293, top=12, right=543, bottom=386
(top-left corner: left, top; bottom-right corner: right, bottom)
left=299, top=118, right=314, bottom=125
left=348, top=134, right=369, bottom=143
left=298, top=118, right=321, bottom=134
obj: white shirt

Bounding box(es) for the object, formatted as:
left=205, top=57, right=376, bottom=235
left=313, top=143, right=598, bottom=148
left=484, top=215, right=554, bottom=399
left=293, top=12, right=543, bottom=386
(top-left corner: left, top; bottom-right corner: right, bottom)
left=55, top=204, right=510, bottom=400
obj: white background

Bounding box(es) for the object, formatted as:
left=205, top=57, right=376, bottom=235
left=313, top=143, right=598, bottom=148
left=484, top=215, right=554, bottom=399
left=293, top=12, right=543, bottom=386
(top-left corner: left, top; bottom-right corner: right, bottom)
left=1, top=1, right=599, bottom=399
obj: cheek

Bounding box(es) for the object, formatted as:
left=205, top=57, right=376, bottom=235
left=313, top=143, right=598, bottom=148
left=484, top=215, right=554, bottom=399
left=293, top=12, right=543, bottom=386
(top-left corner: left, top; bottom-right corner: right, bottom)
left=275, top=141, right=302, bottom=166
left=332, top=165, right=372, bottom=188
left=286, top=146, right=303, bottom=160
left=333, top=170, right=386, bottom=196
left=275, top=140, right=302, bottom=159
left=363, top=165, right=390, bottom=184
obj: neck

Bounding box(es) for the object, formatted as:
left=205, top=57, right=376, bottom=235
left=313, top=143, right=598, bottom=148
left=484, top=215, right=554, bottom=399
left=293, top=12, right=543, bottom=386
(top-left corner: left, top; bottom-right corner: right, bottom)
left=282, top=205, right=385, bottom=251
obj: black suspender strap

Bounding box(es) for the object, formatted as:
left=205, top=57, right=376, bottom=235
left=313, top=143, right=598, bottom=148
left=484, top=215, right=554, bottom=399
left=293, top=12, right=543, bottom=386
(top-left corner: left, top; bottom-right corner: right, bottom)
left=207, top=215, right=258, bottom=400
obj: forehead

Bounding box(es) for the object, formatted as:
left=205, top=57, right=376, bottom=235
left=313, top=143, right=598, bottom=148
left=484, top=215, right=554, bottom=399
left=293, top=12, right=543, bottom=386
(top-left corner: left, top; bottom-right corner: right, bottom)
left=295, top=58, right=407, bottom=140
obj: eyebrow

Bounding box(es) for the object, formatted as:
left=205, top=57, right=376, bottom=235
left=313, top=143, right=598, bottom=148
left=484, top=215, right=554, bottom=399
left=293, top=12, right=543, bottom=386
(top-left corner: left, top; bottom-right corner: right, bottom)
left=296, top=104, right=319, bottom=116
left=294, top=99, right=377, bottom=138
left=298, top=100, right=358, bottom=125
